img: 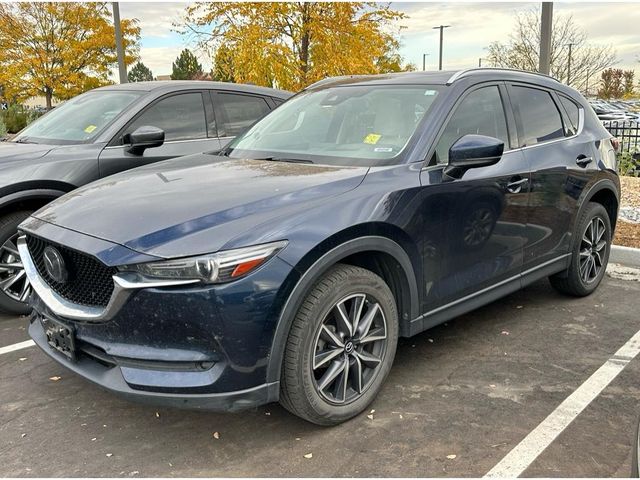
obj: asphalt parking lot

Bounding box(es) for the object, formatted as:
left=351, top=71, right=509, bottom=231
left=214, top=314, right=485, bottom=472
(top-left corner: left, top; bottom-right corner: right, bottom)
left=1, top=270, right=640, bottom=477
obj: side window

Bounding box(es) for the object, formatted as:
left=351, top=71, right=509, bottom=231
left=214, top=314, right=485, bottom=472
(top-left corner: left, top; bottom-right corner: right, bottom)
left=511, top=86, right=564, bottom=146
left=434, top=86, right=509, bottom=165
left=126, top=93, right=207, bottom=142
left=217, top=93, right=271, bottom=137
left=558, top=94, right=580, bottom=136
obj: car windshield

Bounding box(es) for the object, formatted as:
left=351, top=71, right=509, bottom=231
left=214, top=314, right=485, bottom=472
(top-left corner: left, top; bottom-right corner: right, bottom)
left=12, top=90, right=142, bottom=145
left=223, top=85, right=441, bottom=166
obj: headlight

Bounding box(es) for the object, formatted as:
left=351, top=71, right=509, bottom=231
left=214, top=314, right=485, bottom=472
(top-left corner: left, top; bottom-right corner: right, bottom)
left=119, top=240, right=287, bottom=284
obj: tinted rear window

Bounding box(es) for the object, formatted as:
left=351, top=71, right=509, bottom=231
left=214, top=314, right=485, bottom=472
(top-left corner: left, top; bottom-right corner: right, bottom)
left=558, top=94, right=580, bottom=136
left=511, top=86, right=564, bottom=146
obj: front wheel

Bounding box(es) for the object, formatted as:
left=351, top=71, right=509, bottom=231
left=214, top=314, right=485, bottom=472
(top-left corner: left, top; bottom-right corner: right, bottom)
left=280, top=264, right=398, bottom=426
left=549, top=202, right=611, bottom=297
left=0, top=211, right=33, bottom=315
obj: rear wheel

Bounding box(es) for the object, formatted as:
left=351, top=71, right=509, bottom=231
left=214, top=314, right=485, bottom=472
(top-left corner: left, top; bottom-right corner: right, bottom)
left=280, top=264, right=398, bottom=425
left=549, top=202, right=611, bottom=297
left=0, top=211, right=33, bottom=315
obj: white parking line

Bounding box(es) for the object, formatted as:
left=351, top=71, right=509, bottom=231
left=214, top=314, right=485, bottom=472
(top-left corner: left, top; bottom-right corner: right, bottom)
left=0, top=339, right=35, bottom=355
left=485, top=328, right=640, bottom=477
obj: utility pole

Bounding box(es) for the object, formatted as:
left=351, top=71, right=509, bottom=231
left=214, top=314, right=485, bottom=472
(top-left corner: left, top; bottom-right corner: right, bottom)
left=432, top=25, right=450, bottom=71
left=565, top=42, right=576, bottom=85
left=478, top=58, right=483, bottom=68
left=112, top=2, right=127, bottom=84
left=422, top=53, right=430, bottom=71
left=538, top=2, right=553, bottom=75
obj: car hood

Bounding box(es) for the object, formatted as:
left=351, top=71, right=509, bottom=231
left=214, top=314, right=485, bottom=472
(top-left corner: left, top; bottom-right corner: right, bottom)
left=0, top=141, right=54, bottom=161
left=33, top=155, right=369, bottom=258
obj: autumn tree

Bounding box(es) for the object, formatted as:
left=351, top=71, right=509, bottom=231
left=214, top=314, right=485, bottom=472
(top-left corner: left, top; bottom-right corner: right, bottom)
left=128, top=61, right=153, bottom=82
left=485, top=7, right=616, bottom=91
left=0, top=2, right=140, bottom=109
left=598, top=68, right=635, bottom=99
left=176, top=2, right=412, bottom=90
left=171, top=49, right=204, bottom=80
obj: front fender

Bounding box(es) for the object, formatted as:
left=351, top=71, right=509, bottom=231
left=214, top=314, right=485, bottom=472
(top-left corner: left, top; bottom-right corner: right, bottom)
left=266, top=235, right=419, bottom=384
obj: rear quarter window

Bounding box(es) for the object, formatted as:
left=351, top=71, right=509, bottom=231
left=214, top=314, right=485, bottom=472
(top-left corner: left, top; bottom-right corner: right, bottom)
left=558, top=94, right=581, bottom=136
left=511, top=86, right=564, bottom=147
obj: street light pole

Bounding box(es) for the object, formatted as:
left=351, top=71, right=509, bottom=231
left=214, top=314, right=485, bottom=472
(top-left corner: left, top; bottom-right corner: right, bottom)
left=565, top=42, right=576, bottom=86
left=422, top=53, right=430, bottom=71
left=478, top=58, right=482, bottom=67
left=112, top=2, right=127, bottom=84
left=539, top=2, right=553, bottom=75
left=432, top=25, right=450, bottom=71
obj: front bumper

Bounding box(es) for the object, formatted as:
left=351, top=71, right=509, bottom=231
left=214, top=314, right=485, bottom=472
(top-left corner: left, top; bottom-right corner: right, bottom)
left=30, top=319, right=279, bottom=411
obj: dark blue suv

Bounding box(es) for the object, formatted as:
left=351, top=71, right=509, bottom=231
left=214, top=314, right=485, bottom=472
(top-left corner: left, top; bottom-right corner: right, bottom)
left=19, top=69, right=620, bottom=425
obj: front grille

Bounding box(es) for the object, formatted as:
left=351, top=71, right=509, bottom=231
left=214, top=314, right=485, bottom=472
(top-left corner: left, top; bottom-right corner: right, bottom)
left=26, top=235, right=116, bottom=308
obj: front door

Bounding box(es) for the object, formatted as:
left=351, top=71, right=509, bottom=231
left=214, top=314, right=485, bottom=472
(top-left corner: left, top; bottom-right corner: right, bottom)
left=419, top=84, right=530, bottom=311
left=98, top=91, right=221, bottom=178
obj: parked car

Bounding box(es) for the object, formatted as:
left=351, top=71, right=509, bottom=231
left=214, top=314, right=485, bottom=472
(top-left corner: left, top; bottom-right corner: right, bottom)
left=0, top=81, right=291, bottom=314
left=20, top=68, right=619, bottom=425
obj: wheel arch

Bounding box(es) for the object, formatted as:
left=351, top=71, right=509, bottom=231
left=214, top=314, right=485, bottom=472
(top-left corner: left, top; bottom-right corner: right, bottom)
left=0, top=181, right=75, bottom=217
left=574, top=178, right=619, bottom=241
left=266, top=228, right=421, bottom=384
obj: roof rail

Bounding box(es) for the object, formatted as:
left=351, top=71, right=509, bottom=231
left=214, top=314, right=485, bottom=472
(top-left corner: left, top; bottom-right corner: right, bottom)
left=446, top=68, right=560, bottom=85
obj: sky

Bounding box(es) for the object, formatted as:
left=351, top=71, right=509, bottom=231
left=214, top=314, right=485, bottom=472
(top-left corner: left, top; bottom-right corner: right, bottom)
left=119, top=2, right=640, bottom=79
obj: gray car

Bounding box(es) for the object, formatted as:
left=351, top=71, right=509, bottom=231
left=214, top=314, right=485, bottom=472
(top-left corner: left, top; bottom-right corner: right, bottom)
left=0, top=81, right=292, bottom=314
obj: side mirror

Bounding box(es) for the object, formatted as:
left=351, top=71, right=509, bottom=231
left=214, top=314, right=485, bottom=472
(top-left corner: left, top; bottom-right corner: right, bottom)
left=125, top=126, right=165, bottom=155
left=444, top=134, right=504, bottom=179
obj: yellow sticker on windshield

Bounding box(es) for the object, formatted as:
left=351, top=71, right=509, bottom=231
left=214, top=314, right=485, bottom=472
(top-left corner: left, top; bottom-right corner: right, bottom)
left=84, top=125, right=97, bottom=133
left=363, top=133, right=382, bottom=145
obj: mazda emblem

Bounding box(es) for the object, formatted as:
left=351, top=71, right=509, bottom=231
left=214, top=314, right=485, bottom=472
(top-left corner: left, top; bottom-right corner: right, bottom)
left=43, top=246, right=68, bottom=284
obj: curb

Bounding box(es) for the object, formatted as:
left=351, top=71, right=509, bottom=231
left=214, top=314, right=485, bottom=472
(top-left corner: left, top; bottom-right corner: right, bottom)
left=610, top=244, right=640, bottom=268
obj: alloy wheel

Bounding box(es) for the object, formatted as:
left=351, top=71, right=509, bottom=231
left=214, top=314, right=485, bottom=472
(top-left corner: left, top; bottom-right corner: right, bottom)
left=0, top=233, right=31, bottom=303
left=579, top=216, right=607, bottom=284
left=311, top=293, right=387, bottom=405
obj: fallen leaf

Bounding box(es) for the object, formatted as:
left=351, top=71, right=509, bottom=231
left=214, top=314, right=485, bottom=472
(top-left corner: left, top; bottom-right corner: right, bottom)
left=49, top=376, right=61, bottom=381
left=106, top=453, right=113, bottom=458
left=19, top=357, right=26, bottom=361
left=21, top=433, right=26, bottom=438
left=367, top=414, right=374, bottom=420
left=446, top=454, right=457, bottom=460
left=501, top=331, right=510, bottom=336
left=370, top=409, right=375, bottom=414
left=303, top=453, right=313, bottom=459
left=155, top=412, right=160, bottom=418
left=213, top=432, right=220, bottom=439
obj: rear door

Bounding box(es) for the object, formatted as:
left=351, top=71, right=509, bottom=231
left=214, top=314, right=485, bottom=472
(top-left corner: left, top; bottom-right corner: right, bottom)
left=508, top=84, right=594, bottom=269
left=98, top=91, right=220, bottom=177
left=211, top=91, right=272, bottom=148
left=420, top=83, right=531, bottom=310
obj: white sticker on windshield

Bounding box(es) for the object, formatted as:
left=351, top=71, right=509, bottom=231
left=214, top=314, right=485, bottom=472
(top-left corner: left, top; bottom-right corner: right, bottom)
left=424, top=90, right=437, bottom=96
left=374, top=147, right=393, bottom=152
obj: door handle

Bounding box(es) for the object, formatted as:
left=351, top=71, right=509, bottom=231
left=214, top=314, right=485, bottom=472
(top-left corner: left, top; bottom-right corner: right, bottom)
left=506, top=177, right=528, bottom=194
left=576, top=155, right=593, bottom=167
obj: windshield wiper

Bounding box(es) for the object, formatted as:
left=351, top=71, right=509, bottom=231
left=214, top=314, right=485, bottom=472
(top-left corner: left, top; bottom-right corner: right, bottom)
left=14, top=137, right=36, bottom=144
left=257, top=157, right=314, bottom=164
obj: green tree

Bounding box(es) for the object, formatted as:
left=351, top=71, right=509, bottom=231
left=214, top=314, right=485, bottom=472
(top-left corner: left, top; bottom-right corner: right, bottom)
left=176, top=2, right=411, bottom=90
left=128, top=61, right=153, bottom=82
left=170, top=49, right=203, bottom=80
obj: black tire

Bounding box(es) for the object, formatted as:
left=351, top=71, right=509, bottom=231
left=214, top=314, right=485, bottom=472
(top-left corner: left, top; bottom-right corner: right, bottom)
left=549, top=202, right=611, bottom=297
left=280, top=263, right=398, bottom=426
left=0, top=210, right=33, bottom=315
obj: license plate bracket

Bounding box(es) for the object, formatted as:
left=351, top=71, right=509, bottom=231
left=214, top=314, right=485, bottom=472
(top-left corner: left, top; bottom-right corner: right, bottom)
left=41, top=316, right=76, bottom=361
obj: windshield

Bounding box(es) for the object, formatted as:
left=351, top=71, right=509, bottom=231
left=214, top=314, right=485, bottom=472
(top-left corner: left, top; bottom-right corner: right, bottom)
left=13, top=90, right=143, bottom=145
left=224, top=85, right=441, bottom=166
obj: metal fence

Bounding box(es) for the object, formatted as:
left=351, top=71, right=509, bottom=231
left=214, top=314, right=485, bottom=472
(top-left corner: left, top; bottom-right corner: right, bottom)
left=604, top=120, right=640, bottom=153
